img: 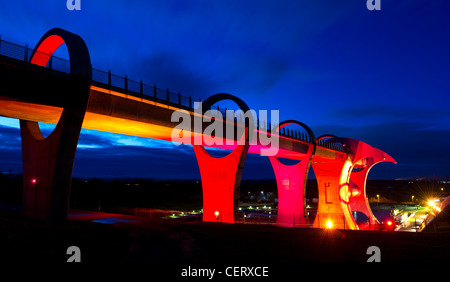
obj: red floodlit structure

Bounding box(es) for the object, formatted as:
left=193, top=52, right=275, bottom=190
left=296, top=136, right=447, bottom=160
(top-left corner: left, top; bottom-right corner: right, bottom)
left=193, top=93, right=250, bottom=223
left=0, top=28, right=397, bottom=227
left=268, top=120, right=316, bottom=227
left=312, top=136, right=396, bottom=230
left=343, top=138, right=396, bottom=230
left=312, top=135, right=353, bottom=229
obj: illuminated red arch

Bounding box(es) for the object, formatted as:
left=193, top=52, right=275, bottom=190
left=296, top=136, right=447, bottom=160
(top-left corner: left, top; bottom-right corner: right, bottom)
left=24, top=28, right=92, bottom=140
left=29, top=27, right=91, bottom=79
left=316, top=134, right=348, bottom=154
left=272, top=119, right=317, bottom=160
left=200, top=92, right=251, bottom=149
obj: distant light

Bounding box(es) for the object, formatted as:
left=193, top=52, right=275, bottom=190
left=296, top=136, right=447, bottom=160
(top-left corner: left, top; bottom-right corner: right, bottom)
left=214, top=211, right=220, bottom=219
left=351, top=188, right=360, bottom=197
left=326, top=220, right=333, bottom=229
left=428, top=200, right=442, bottom=213
left=387, top=220, right=393, bottom=226
left=31, top=178, right=37, bottom=184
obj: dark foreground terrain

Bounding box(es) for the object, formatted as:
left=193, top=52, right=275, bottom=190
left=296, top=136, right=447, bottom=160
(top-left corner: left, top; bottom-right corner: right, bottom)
left=1, top=208, right=450, bottom=272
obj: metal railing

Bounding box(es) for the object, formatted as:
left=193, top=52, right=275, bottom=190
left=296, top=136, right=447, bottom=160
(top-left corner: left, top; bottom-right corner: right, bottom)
left=0, top=35, right=345, bottom=152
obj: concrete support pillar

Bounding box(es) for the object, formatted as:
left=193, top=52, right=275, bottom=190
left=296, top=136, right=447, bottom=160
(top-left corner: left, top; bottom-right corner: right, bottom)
left=21, top=111, right=85, bottom=220
left=193, top=144, right=248, bottom=223
left=192, top=93, right=250, bottom=223
left=20, top=28, right=91, bottom=221
left=268, top=120, right=316, bottom=227
left=312, top=156, right=356, bottom=229
left=269, top=159, right=308, bottom=227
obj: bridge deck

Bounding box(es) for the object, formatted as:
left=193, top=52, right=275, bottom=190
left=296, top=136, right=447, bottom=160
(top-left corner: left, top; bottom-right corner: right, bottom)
left=0, top=53, right=344, bottom=161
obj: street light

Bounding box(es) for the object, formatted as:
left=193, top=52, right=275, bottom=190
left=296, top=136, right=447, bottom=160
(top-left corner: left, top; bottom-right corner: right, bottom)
left=214, top=211, right=220, bottom=221
left=412, top=195, right=414, bottom=203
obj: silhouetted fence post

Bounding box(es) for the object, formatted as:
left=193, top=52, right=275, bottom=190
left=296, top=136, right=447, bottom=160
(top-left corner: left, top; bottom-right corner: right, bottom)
left=166, top=88, right=170, bottom=104
left=24, top=43, right=28, bottom=61
left=108, top=70, right=111, bottom=87
left=48, top=52, right=53, bottom=70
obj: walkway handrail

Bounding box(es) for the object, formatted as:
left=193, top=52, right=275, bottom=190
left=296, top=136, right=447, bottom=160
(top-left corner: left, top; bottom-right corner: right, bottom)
left=0, top=35, right=344, bottom=153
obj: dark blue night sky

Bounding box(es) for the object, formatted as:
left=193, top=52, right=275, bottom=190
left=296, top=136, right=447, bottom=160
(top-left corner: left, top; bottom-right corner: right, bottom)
left=1, top=0, right=450, bottom=180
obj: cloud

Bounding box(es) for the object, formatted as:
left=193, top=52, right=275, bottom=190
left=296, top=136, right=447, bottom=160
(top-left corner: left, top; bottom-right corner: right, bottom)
left=133, top=50, right=216, bottom=100
left=0, top=125, right=21, bottom=150
left=2, top=118, right=448, bottom=180
left=328, top=105, right=450, bottom=124
left=73, top=144, right=200, bottom=179
left=312, top=120, right=450, bottom=179
left=1, top=0, right=449, bottom=180
left=0, top=122, right=200, bottom=178
left=0, top=125, right=22, bottom=173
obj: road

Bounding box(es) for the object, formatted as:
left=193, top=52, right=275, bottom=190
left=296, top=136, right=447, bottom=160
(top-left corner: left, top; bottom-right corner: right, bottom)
left=395, top=209, right=429, bottom=232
